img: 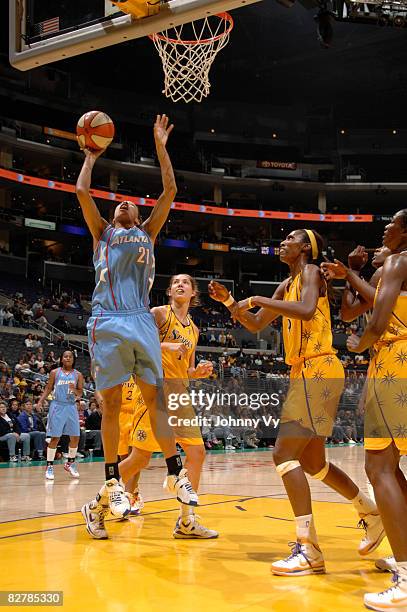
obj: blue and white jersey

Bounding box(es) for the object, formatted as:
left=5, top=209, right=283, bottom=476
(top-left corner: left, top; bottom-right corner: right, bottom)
left=92, top=225, right=155, bottom=313
left=53, top=368, right=78, bottom=404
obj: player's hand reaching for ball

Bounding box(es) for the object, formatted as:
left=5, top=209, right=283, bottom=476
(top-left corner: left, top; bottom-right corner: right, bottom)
left=154, top=114, right=174, bottom=149
left=81, top=146, right=107, bottom=163
left=208, top=281, right=229, bottom=303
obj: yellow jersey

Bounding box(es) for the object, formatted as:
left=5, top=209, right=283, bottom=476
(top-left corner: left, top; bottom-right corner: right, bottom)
left=282, top=272, right=336, bottom=365
left=373, top=284, right=407, bottom=351
left=159, top=305, right=198, bottom=379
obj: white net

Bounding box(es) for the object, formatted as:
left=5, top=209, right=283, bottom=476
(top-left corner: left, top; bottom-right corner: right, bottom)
left=150, top=13, right=233, bottom=104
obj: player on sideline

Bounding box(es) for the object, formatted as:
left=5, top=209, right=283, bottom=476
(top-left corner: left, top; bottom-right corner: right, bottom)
left=209, top=228, right=383, bottom=576
left=76, top=115, right=198, bottom=538
left=346, top=211, right=407, bottom=611
left=118, top=274, right=217, bottom=538
left=36, top=350, right=83, bottom=481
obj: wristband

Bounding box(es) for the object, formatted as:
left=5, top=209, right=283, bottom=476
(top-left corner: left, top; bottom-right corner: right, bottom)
left=223, top=293, right=235, bottom=308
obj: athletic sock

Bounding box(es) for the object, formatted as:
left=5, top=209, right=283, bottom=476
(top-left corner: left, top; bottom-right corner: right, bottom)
left=47, top=447, right=56, bottom=465
left=68, top=447, right=77, bottom=464
left=397, top=562, right=407, bottom=587
left=166, top=454, right=183, bottom=476
left=180, top=503, right=194, bottom=519
left=105, top=462, right=120, bottom=481
left=351, top=490, right=377, bottom=516
left=295, top=513, right=318, bottom=546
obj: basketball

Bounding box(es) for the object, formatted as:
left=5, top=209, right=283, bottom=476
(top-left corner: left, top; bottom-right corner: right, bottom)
left=76, top=111, right=115, bottom=151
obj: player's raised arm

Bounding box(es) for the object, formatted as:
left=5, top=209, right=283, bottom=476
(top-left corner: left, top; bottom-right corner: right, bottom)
left=142, top=115, right=177, bottom=242
left=75, top=148, right=109, bottom=246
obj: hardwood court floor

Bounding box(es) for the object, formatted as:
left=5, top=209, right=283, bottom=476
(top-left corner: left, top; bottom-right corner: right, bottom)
left=0, top=446, right=404, bottom=612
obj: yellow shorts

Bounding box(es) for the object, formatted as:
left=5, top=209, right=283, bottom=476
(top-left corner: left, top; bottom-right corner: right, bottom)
left=130, top=384, right=203, bottom=453
left=364, top=343, right=407, bottom=454
left=281, top=353, right=344, bottom=438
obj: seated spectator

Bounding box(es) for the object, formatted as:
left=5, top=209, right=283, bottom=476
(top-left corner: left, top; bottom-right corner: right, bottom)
left=0, top=401, right=31, bottom=461
left=8, top=399, right=21, bottom=418
left=3, top=307, right=14, bottom=327
left=25, top=333, right=35, bottom=349
left=32, top=335, right=42, bottom=349
left=17, top=400, right=46, bottom=459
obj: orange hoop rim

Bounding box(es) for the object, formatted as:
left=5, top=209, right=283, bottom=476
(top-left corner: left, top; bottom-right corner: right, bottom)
left=148, top=12, right=234, bottom=45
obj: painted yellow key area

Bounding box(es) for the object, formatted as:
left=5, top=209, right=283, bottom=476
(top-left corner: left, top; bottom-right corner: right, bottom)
left=0, top=494, right=393, bottom=612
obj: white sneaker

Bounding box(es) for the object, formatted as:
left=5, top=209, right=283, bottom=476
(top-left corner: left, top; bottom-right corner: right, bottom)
left=225, top=445, right=235, bottom=450
left=64, top=462, right=80, bottom=478
left=358, top=513, right=386, bottom=556
left=9, top=455, right=18, bottom=462
left=76, top=452, right=85, bottom=459
left=81, top=500, right=108, bottom=540
left=375, top=557, right=397, bottom=573
left=348, top=439, right=357, bottom=445
left=22, top=456, right=32, bottom=461
left=173, top=515, right=219, bottom=539
left=163, top=468, right=198, bottom=506
left=364, top=573, right=407, bottom=610
left=98, top=478, right=131, bottom=519
left=45, top=465, right=54, bottom=480
left=271, top=541, right=326, bottom=576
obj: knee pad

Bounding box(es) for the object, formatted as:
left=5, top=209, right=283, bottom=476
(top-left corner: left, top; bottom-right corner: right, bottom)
left=275, top=460, right=301, bottom=477
left=310, top=462, right=330, bottom=481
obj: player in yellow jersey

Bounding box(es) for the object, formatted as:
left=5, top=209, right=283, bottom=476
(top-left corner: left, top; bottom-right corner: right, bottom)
left=209, top=228, right=382, bottom=575
left=118, top=377, right=146, bottom=515
left=119, top=274, right=218, bottom=538
left=347, top=210, right=407, bottom=611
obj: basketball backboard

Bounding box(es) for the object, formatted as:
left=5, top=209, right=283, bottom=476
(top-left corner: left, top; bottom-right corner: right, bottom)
left=10, top=0, right=262, bottom=71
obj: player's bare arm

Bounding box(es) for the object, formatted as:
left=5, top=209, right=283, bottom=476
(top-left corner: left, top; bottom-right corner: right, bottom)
left=142, top=115, right=177, bottom=242
left=236, top=265, right=321, bottom=322
left=347, top=254, right=407, bottom=353
left=75, top=148, right=109, bottom=247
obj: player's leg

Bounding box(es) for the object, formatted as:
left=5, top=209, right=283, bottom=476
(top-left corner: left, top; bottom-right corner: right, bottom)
left=271, top=429, right=325, bottom=576
left=300, top=437, right=384, bottom=556
left=63, top=435, right=80, bottom=479
left=364, top=444, right=407, bottom=610
left=119, top=447, right=150, bottom=515
left=45, top=436, right=60, bottom=480
left=137, top=378, right=198, bottom=506
left=173, top=443, right=218, bottom=539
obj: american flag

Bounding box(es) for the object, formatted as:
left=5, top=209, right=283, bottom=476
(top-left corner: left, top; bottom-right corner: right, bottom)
left=32, top=16, right=60, bottom=38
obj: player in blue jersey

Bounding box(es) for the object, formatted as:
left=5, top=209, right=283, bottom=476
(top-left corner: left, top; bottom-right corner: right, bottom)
left=76, top=115, right=198, bottom=538
left=36, top=350, right=83, bottom=481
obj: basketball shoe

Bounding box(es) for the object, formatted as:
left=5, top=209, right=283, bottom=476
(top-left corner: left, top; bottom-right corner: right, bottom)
left=81, top=500, right=109, bottom=540
left=358, top=513, right=386, bottom=556
left=64, top=462, right=80, bottom=479
left=364, top=571, right=407, bottom=610
left=164, top=468, right=198, bottom=506
left=97, top=478, right=131, bottom=519
left=271, top=541, right=326, bottom=576
left=375, top=557, right=397, bottom=573
left=173, top=515, right=218, bottom=539
left=45, top=465, right=54, bottom=480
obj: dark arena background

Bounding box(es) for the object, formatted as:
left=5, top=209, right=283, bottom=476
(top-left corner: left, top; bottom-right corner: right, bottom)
left=1, top=0, right=407, bottom=610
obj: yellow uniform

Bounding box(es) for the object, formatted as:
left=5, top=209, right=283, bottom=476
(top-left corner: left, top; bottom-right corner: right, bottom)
left=365, top=286, right=407, bottom=453
left=130, top=305, right=203, bottom=452
left=118, top=376, right=144, bottom=456
left=281, top=272, right=344, bottom=437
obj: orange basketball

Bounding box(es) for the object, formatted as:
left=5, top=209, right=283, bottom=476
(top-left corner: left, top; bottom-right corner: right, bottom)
left=76, top=111, right=115, bottom=151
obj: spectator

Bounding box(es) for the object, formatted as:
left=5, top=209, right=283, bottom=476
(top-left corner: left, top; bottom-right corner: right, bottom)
left=0, top=401, right=31, bottom=461
left=17, top=400, right=46, bottom=459
left=84, top=402, right=102, bottom=453
left=25, top=334, right=35, bottom=348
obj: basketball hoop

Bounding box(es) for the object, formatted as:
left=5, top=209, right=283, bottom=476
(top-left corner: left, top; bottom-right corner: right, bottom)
left=149, top=12, right=234, bottom=103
